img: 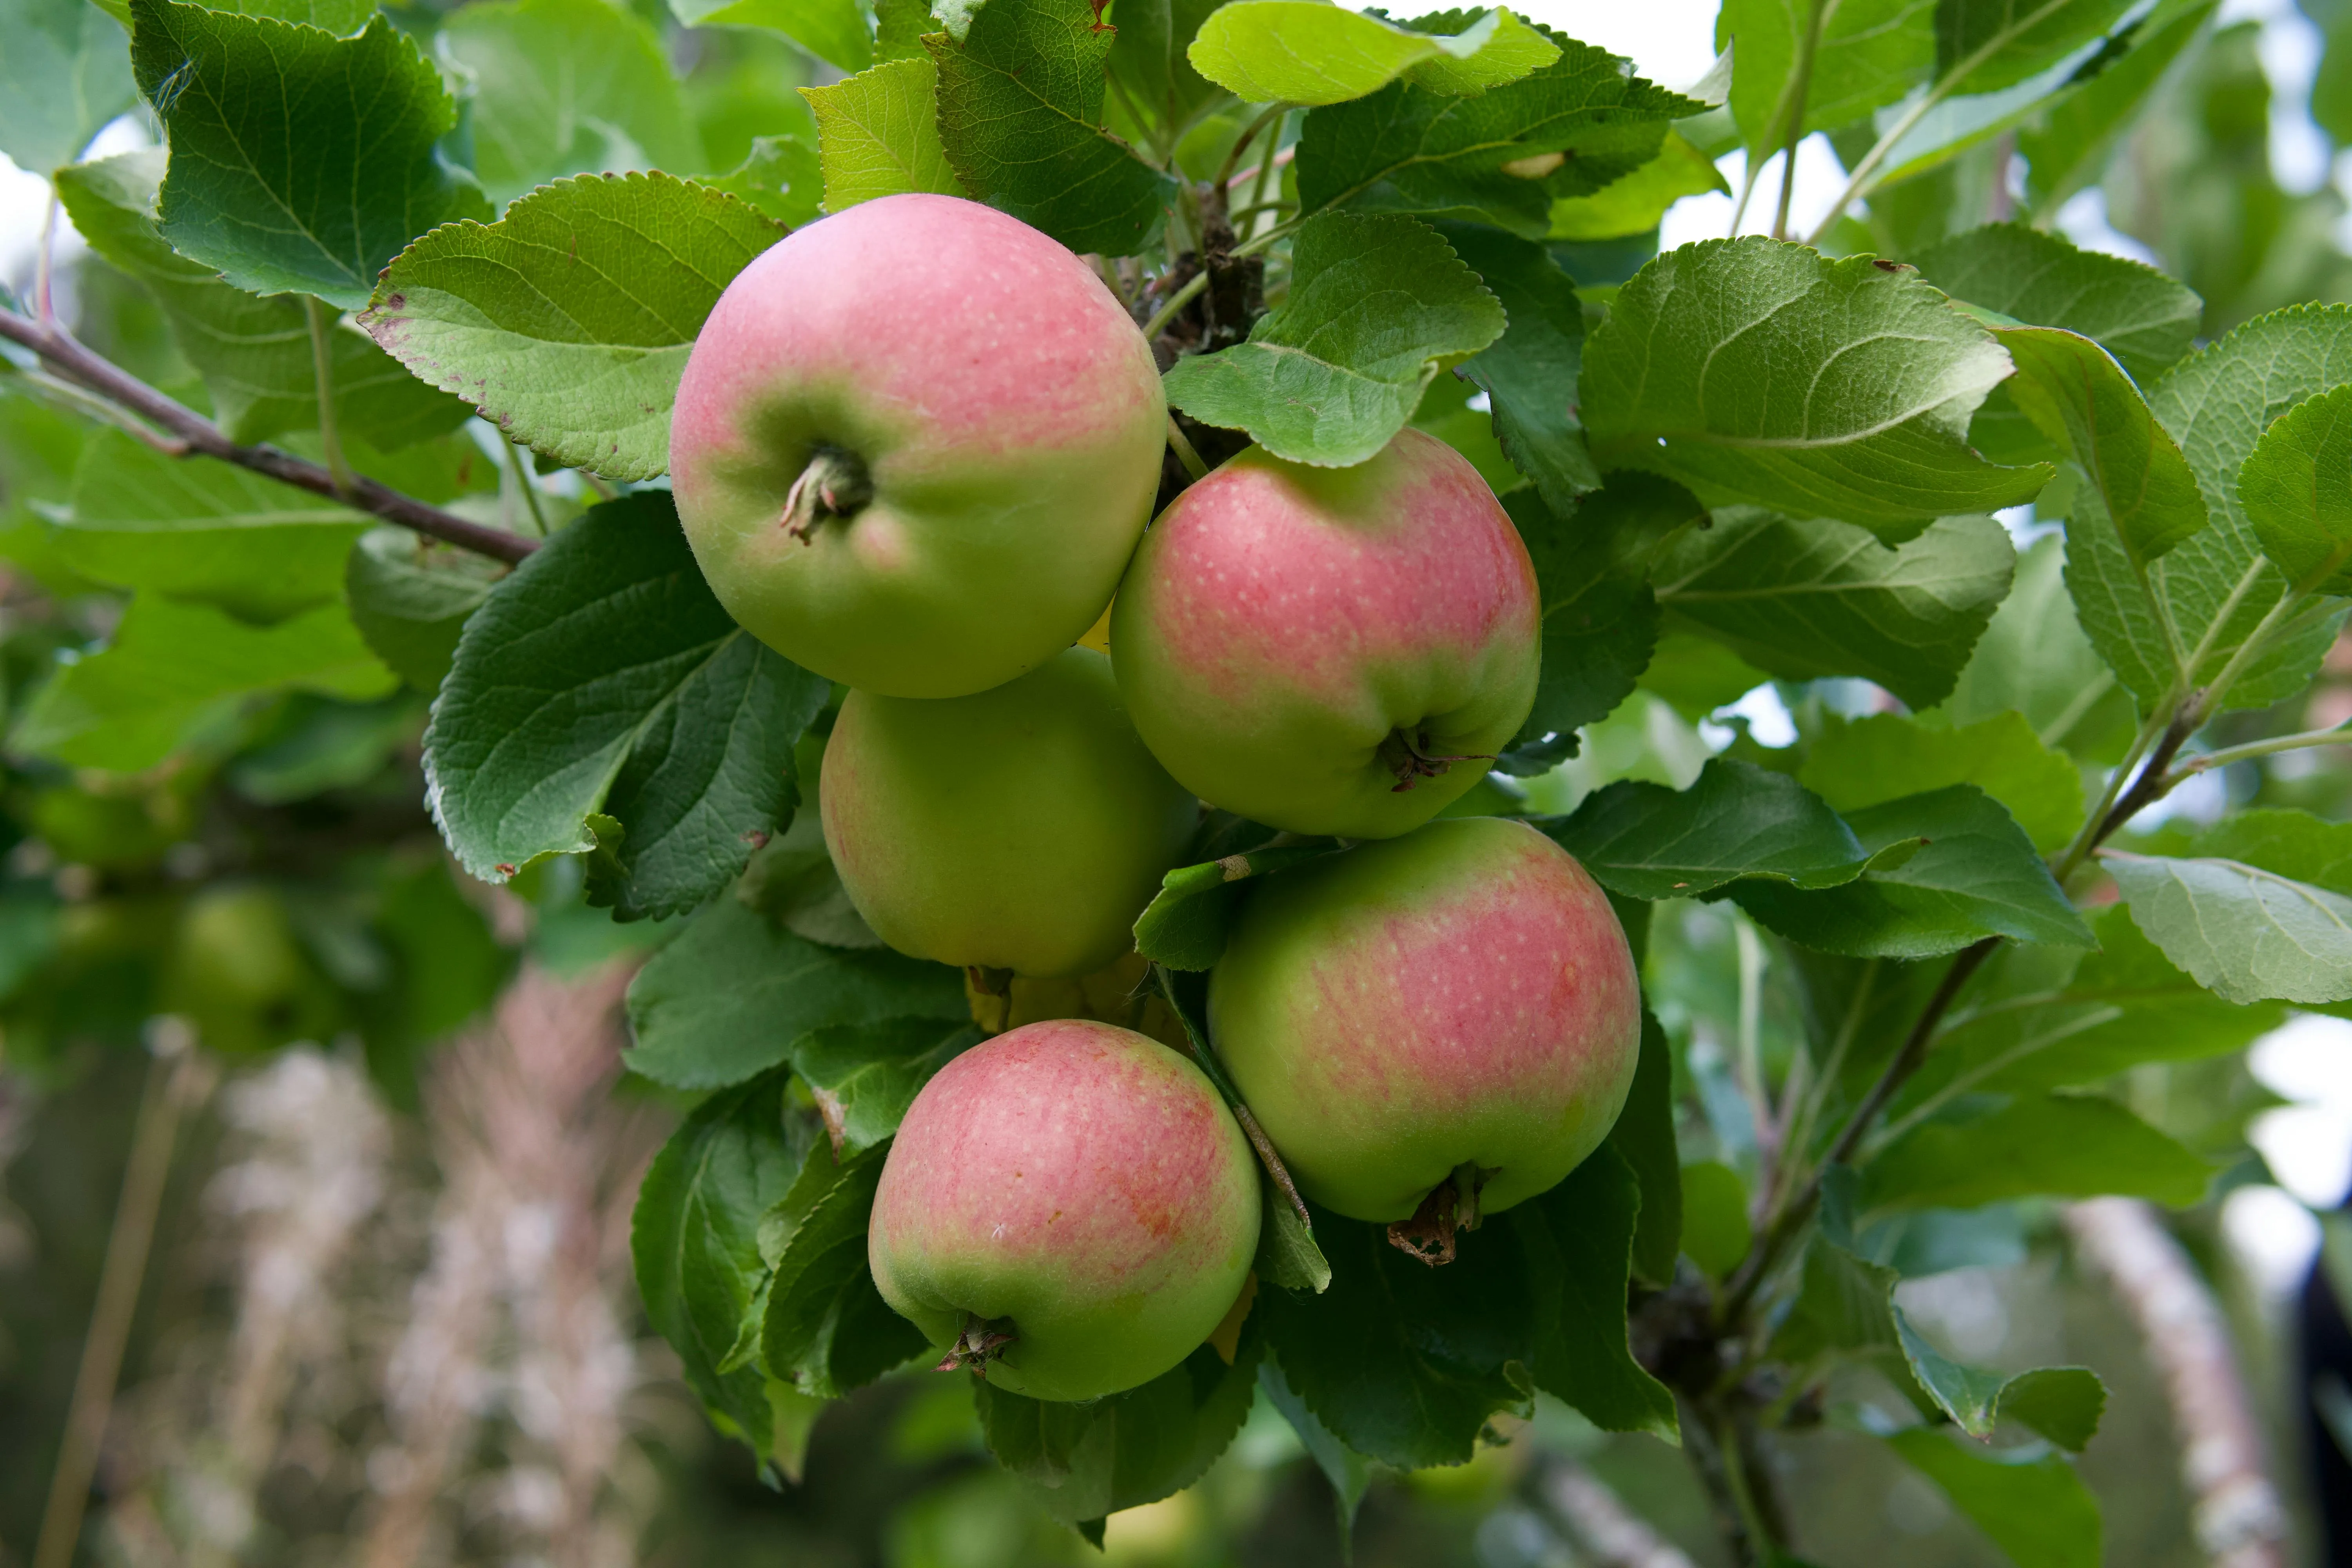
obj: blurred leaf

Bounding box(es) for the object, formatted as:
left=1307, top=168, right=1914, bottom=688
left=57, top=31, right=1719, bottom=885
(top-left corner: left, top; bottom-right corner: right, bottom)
left=1720, top=0, right=1933, bottom=168
left=13, top=595, right=395, bottom=770
left=1514, top=1145, right=1678, bottom=1438
left=1162, top=212, right=1505, bottom=466
left=1943, top=534, right=2136, bottom=762
left=1294, top=34, right=1702, bottom=237
left=1861, top=1093, right=2212, bottom=1212
left=976, top=1316, right=1265, bottom=1524
left=1259, top=1355, right=1372, bottom=1531
left=1679, top=1161, right=1750, bottom=1278
left=672, top=0, right=872, bottom=73
left=2235, top=383, right=2352, bottom=595
left=801, top=57, right=967, bottom=210
left=1540, top=758, right=1876, bottom=900
left=791, top=1016, right=985, bottom=1154
left=1655, top=510, right=2016, bottom=711
left=1186, top=2, right=1557, bottom=105
left=440, top=0, right=702, bottom=209
left=2102, top=850, right=2352, bottom=1005
left=1883, top=1426, right=2103, bottom=1568
left=0, top=0, right=136, bottom=175
left=1911, top=223, right=2202, bottom=379
left=761, top=1140, right=929, bottom=1396
left=130, top=0, right=493, bottom=309
left=625, top=896, right=968, bottom=1088
left=1443, top=222, right=1601, bottom=509
left=704, top=134, right=825, bottom=227
left=1895, top=1321, right=2106, bottom=1448
left=1499, top=488, right=1661, bottom=774
left=2001, top=326, right=2207, bottom=564
left=1939, top=0, right=2135, bottom=96
left=1547, top=130, right=1728, bottom=241
left=2019, top=0, right=2214, bottom=214
left=1105, top=0, right=1223, bottom=122
left=1611, top=1011, right=1681, bottom=1287
left=363, top=174, right=785, bottom=482
left=2191, top=809, right=2352, bottom=893
left=1582, top=240, right=2049, bottom=535
left=1132, top=839, right=1343, bottom=971
left=422, top=493, right=828, bottom=918
left=925, top=0, right=1176, bottom=257
left=1800, top=711, right=2083, bottom=853
left=344, top=526, right=505, bottom=692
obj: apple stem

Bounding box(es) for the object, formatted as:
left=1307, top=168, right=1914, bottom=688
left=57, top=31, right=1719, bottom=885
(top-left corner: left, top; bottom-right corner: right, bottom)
left=780, top=445, right=874, bottom=543
left=1378, top=727, right=1499, bottom=793
left=1385, top=1163, right=1493, bottom=1268
left=935, top=1313, right=1018, bottom=1376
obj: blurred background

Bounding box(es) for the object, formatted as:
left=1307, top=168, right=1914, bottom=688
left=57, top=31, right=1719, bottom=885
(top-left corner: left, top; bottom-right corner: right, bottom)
left=4, top=0, right=2352, bottom=1563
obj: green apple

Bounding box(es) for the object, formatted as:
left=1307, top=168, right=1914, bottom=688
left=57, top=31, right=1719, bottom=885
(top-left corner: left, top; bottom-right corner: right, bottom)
left=867, top=1019, right=1261, bottom=1401
left=820, top=647, right=1198, bottom=978
left=1111, top=428, right=1541, bottom=838
left=670, top=193, right=1166, bottom=699
left=1209, top=817, right=1640, bottom=1224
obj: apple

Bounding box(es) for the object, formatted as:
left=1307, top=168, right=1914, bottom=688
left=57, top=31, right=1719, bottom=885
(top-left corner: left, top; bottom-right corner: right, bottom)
left=820, top=647, right=1198, bottom=978
left=669, top=193, right=1167, bottom=699
left=1208, top=816, right=1639, bottom=1227
left=1109, top=428, right=1541, bottom=839
left=867, top=1018, right=1261, bottom=1401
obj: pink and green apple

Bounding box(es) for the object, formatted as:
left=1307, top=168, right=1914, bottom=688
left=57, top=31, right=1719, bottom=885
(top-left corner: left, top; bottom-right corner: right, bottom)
left=867, top=1018, right=1261, bottom=1402
left=1209, top=816, right=1640, bottom=1224
left=820, top=647, right=1198, bottom=979
left=1110, top=428, right=1541, bottom=839
left=669, top=193, right=1167, bottom=699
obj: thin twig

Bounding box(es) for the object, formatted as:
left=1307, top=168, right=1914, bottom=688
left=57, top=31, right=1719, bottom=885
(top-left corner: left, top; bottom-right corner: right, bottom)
left=2175, top=721, right=2352, bottom=777
left=0, top=305, right=536, bottom=564
left=1165, top=415, right=1209, bottom=481
left=503, top=435, right=550, bottom=537
left=36, top=193, right=61, bottom=325
left=1770, top=0, right=1828, bottom=241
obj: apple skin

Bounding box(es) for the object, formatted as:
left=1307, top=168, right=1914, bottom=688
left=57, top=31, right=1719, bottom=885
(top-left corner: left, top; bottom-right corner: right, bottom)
left=867, top=1018, right=1261, bottom=1402
left=670, top=193, right=1166, bottom=699
left=1208, top=817, right=1639, bottom=1223
left=1109, top=428, right=1541, bottom=838
left=821, top=647, right=1198, bottom=978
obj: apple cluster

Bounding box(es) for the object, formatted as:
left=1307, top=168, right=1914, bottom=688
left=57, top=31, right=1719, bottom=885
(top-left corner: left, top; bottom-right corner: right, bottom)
left=670, top=194, right=1643, bottom=1403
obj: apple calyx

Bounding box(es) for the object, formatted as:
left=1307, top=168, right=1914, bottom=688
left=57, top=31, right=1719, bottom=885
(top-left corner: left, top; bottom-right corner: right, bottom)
left=935, top=1312, right=1018, bottom=1377
left=1384, top=1162, right=1495, bottom=1267
left=1377, top=726, right=1497, bottom=793
left=780, top=446, right=875, bottom=544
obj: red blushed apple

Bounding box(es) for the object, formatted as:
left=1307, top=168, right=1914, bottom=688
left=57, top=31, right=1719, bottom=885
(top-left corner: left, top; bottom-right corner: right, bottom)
left=867, top=1019, right=1261, bottom=1402
left=1209, top=817, right=1639, bottom=1229
left=670, top=193, right=1166, bottom=699
left=1110, top=428, right=1541, bottom=839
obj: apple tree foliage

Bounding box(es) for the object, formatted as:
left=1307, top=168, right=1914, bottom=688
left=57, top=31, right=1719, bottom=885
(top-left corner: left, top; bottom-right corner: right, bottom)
left=0, top=0, right=2348, bottom=1558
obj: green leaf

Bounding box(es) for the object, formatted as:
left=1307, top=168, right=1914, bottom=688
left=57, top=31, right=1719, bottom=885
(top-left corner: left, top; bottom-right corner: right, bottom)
left=975, top=1320, right=1265, bottom=1524
left=1161, top=212, right=1506, bottom=467
left=704, top=134, right=826, bottom=228
left=1861, top=1093, right=2212, bottom=1212
left=1883, top=1426, right=2103, bottom=1568
left=363, top=173, right=785, bottom=482
left=2018, top=0, right=2214, bottom=215
left=1653, top=510, right=2017, bottom=710
left=2190, top=808, right=2352, bottom=895
left=1258, top=1207, right=1533, bottom=1469
left=1501, top=488, right=1662, bottom=771
left=2101, top=850, right=2352, bottom=1006
left=925, top=0, right=1176, bottom=258
left=1294, top=33, right=1704, bottom=238
left=1800, top=711, right=2084, bottom=854
left=439, top=0, right=702, bottom=210
left=1720, top=0, right=1934, bottom=167
left=1733, top=786, right=2094, bottom=959
left=1998, top=326, right=2206, bottom=563
left=54, top=430, right=367, bottom=621
left=345, top=527, right=505, bottom=693
left=672, top=0, right=872, bottom=74
left=1442, top=222, right=1601, bottom=509
left=131, top=0, right=493, bottom=309
left=1938, top=0, right=2134, bottom=97
left=632, top=1069, right=820, bottom=1474
left=624, top=896, right=968, bottom=1088
left=1679, top=1161, right=1751, bottom=1278
left=1896, top=1318, right=2106, bottom=1448
left=1132, top=840, right=1344, bottom=971
left=1185, top=2, right=1558, bottom=106
left=0, top=0, right=136, bottom=176
left=1539, top=757, right=1876, bottom=900
left=791, top=1017, right=985, bottom=1154
left=422, top=492, right=829, bottom=919
left=1910, top=223, right=2202, bottom=379
left=2235, top=383, right=2352, bottom=596
left=12, top=594, right=396, bottom=771
left=1943, top=534, right=2136, bottom=762
left=58, top=149, right=475, bottom=448
left=800, top=57, right=967, bottom=211
left=760, top=1141, right=927, bottom=1396
left=1513, top=1145, right=1678, bottom=1439
left=1611, top=1010, right=1681, bottom=1287
left=1259, top=1356, right=1372, bottom=1532
left=1546, top=129, right=1728, bottom=242
left=1583, top=240, right=2049, bottom=535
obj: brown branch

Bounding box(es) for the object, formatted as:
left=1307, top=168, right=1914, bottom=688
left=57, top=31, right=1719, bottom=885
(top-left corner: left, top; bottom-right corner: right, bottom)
left=0, top=306, right=537, bottom=565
